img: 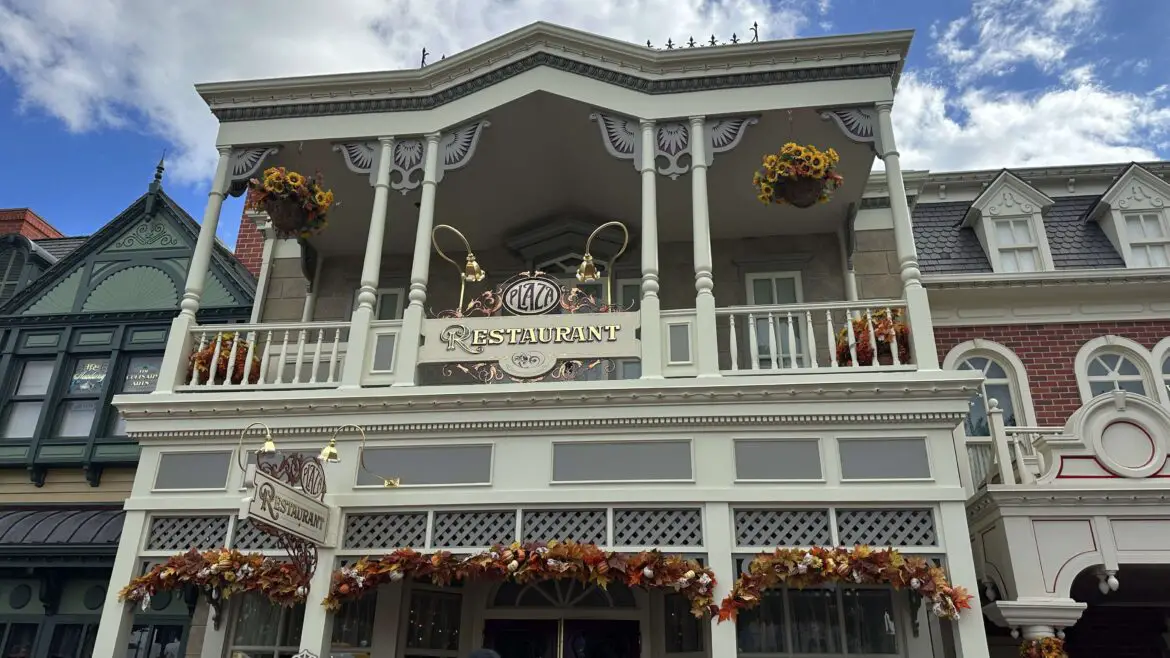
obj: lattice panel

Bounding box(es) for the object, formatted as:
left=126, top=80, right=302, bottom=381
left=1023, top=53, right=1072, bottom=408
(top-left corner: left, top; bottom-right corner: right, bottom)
left=432, top=511, right=516, bottom=548
left=232, top=518, right=282, bottom=550
left=835, top=509, right=937, bottom=547
left=344, top=513, right=428, bottom=550
left=613, top=509, right=703, bottom=547
left=146, top=516, right=229, bottom=552
left=734, top=509, right=831, bottom=547
left=522, top=509, right=606, bottom=545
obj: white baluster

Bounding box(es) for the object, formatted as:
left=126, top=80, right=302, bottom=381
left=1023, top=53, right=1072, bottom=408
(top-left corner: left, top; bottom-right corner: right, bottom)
left=846, top=313, right=859, bottom=368
left=766, top=312, right=779, bottom=370
left=223, top=332, right=242, bottom=388
left=785, top=312, right=799, bottom=369
left=804, top=311, right=818, bottom=368
left=727, top=315, right=739, bottom=372
left=309, top=329, right=324, bottom=384
left=865, top=310, right=878, bottom=367
left=241, top=331, right=258, bottom=386
left=274, top=330, right=290, bottom=385
left=747, top=313, right=760, bottom=371
left=258, top=331, right=274, bottom=385
left=188, top=332, right=207, bottom=385
left=293, top=329, right=307, bottom=384
left=207, top=333, right=224, bottom=387
left=327, top=328, right=341, bottom=383
left=825, top=310, right=838, bottom=368
left=886, top=306, right=901, bottom=366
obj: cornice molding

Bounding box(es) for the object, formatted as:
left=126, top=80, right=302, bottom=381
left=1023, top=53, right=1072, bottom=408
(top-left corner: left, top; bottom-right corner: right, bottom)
left=967, top=488, right=1170, bottom=525
left=129, top=410, right=970, bottom=440
left=923, top=268, right=1170, bottom=290
left=207, top=53, right=898, bottom=122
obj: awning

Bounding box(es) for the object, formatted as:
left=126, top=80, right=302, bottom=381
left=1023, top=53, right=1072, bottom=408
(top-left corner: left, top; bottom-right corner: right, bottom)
left=0, top=508, right=123, bottom=560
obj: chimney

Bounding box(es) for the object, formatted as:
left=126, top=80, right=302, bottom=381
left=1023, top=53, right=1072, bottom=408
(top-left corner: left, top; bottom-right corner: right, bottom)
left=0, top=209, right=65, bottom=240
left=233, top=206, right=265, bottom=276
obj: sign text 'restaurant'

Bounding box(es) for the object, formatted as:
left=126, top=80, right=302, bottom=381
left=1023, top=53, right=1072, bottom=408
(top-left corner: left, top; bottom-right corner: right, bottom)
left=246, top=470, right=330, bottom=545
left=441, top=323, right=621, bottom=355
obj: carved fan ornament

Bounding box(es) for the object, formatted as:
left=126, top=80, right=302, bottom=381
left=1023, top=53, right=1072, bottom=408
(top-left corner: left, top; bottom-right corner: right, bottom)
left=590, top=112, right=758, bottom=179
left=332, top=119, right=490, bottom=191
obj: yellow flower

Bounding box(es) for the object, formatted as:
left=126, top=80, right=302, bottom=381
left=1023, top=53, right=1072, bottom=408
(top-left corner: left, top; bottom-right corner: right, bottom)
left=759, top=183, right=773, bottom=198
left=263, top=180, right=285, bottom=194
left=286, top=172, right=304, bottom=187
left=809, top=155, right=824, bottom=169
left=763, top=154, right=779, bottom=169
left=314, top=190, right=330, bottom=206
left=765, top=170, right=779, bottom=183
left=757, top=193, right=771, bottom=205
left=826, top=148, right=839, bottom=162
left=753, top=171, right=763, bottom=185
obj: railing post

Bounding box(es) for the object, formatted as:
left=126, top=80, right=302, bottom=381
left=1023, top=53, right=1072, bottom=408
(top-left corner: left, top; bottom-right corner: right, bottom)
left=340, top=137, right=395, bottom=388
left=688, top=116, right=720, bottom=377
left=988, top=398, right=1016, bottom=486
left=875, top=101, right=939, bottom=369
left=638, top=119, right=664, bottom=379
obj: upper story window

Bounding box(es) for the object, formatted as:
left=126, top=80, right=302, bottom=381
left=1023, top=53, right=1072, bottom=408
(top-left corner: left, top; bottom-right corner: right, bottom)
left=962, top=171, right=1055, bottom=274
left=1123, top=212, right=1170, bottom=268
left=1085, top=352, right=1147, bottom=397
left=1073, top=335, right=1161, bottom=405
left=958, top=356, right=1021, bottom=436
left=1, top=360, right=54, bottom=438
left=745, top=272, right=805, bottom=368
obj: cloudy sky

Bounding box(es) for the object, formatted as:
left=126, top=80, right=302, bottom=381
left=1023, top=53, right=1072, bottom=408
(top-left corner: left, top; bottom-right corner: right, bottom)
left=1, top=0, right=1168, bottom=245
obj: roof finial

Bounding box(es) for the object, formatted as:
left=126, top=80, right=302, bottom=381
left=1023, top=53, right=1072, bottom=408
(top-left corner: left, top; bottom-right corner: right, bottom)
left=154, top=150, right=166, bottom=184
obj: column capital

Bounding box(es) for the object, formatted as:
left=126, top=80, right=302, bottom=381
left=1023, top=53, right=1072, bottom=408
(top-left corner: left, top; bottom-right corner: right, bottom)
left=216, top=145, right=232, bottom=156
left=986, top=598, right=1086, bottom=632
left=423, top=131, right=442, bottom=143
left=875, top=100, right=894, bottom=113
left=639, top=118, right=655, bottom=130
left=376, top=136, right=395, bottom=146
left=687, top=115, right=706, bottom=125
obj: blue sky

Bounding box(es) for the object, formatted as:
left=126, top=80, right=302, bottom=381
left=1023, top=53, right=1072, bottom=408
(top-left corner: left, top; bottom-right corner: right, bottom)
left=1, top=0, right=1167, bottom=248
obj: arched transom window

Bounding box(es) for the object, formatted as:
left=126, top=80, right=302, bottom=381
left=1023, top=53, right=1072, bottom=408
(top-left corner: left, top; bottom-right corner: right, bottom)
left=1085, top=352, right=1147, bottom=398
left=958, top=356, right=1020, bottom=436
left=492, top=580, right=636, bottom=609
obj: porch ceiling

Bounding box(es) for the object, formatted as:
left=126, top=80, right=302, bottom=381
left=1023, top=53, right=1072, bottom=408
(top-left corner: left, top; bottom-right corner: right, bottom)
left=260, top=91, right=875, bottom=258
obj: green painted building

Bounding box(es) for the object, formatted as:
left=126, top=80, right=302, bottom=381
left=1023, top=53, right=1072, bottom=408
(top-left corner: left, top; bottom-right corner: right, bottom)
left=0, top=165, right=254, bottom=658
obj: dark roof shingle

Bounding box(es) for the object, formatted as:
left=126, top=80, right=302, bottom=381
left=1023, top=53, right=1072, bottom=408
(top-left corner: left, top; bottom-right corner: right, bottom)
left=1042, top=196, right=1126, bottom=269
left=34, top=236, right=89, bottom=260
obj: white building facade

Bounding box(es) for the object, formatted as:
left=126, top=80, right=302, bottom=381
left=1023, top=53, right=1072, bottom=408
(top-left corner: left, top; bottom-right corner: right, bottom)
left=91, top=24, right=993, bottom=658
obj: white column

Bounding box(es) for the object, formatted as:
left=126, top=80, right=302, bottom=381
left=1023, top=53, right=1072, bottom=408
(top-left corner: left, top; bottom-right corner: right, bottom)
left=156, top=147, right=233, bottom=393
left=92, top=510, right=147, bottom=657
left=875, top=101, right=939, bottom=369
left=638, top=119, right=664, bottom=379
left=837, top=229, right=858, bottom=302
left=703, top=502, right=737, bottom=657
left=340, top=137, right=395, bottom=388
left=249, top=218, right=277, bottom=324
left=297, top=550, right=337, bottom=655
left=688, top=116, right=720, bottom=377
left=301, top=255, right=325, bottom=322
left=393, top=132, right=442, bottom=386
left=937, top=501, right=991, bottom=658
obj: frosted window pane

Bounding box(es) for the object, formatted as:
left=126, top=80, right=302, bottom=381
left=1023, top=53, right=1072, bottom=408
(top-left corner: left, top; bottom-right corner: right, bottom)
left=16, top=361, right=54, bottom=395
left=839, top=438, right=930, bottom=480
left=2, top=401, right=42, bottom=438
left=736, top=439, right=822, bottom=480
left=1016, top=249, right=1039, bottom=272
left=751, top=278, right=774, bottom=304
left=554, top=441, right=691, bottom=481
left=994, top=221, right=1015, bottom=246
left=54, top=400, right=98, bottom=437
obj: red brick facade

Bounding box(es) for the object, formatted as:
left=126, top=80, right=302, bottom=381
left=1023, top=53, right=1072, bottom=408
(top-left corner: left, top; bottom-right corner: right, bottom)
left=0, top=208, right=64, bottom=240
left=234, top=210, right=264, bottom=276
left=936, top=321, right=1170, bottom=426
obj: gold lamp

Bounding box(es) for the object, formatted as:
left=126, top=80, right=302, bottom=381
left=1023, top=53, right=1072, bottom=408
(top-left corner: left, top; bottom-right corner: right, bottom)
left=336, top=424, right=400, bottom=488
left=575, top=221, right=630, bottom=306
left=432, top=224, right=486, bottom=312
left=236, top=421, right=277, bottom=471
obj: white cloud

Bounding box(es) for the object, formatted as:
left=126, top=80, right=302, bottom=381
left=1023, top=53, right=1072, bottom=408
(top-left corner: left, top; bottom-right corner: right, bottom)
left=0, top=0, right=804, bottom=186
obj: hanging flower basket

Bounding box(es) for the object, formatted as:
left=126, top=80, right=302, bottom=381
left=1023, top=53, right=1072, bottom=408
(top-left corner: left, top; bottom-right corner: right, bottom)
left=187, top=332, right=262, bottom=385
left=835, top=308, right=911, bottom=367
left=753, top=143, right=844, bottom=209
left=247, top=167, right=334, bottom=240
left=717, top=546, right=973, bottom=623
left=325, top=542, right=718, bottom=618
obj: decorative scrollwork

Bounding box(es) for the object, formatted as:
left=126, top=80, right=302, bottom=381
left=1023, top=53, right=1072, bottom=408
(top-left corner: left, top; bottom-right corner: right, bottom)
left=251, top=450, right=327, bottom=591
left=431, top=271, right=635, bottom=319
left=440, top=357, right=618, bottom=384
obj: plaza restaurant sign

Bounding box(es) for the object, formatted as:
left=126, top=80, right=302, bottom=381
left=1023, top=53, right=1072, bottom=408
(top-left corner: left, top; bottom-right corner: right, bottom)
left=244, top=469, right=331, bottom=546
left=419, top=272, right=640, bottom=378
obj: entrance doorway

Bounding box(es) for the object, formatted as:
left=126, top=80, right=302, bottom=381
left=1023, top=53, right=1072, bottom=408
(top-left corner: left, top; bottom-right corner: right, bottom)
left=483, top=619, right=640, bottom=658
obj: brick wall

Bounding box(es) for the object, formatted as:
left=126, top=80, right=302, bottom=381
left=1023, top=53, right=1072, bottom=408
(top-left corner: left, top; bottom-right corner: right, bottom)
left=234, top=211, right=265, bottom=276
left=0, top=208, right=64, bottom=239
left=935, top=320, right=1170, bottom=426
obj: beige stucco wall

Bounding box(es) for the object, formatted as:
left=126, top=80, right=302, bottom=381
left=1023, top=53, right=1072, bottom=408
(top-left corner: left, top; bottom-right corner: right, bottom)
left=0, top=467, right=134, bottom=504
left=852, top=228, right=901, bottom=300
left=259, top=256, right=310, bottom=322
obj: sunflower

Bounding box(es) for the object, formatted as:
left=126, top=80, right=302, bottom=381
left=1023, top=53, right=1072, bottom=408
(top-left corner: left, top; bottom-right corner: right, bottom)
left=286, top=172, right=305, bottom=188
left=263, top=180, right=285, bottom=194
left=763, top=154, right=779, bottom=169
left=758, top=183, right=773, bottom=198
left=314, top=190, right=330, bottom=207
left=826, top=148, right=839, bottom=162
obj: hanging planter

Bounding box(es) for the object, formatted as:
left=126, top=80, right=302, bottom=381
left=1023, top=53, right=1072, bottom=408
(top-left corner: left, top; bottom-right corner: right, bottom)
left=835, top=309, right=911, bottom=367
left=753, top=143, right=844, bottom=208
left=247, top=167, right=334, bottom=239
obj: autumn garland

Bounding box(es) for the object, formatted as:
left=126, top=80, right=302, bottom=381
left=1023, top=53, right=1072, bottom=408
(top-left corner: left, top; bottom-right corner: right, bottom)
left=326, top=542, right=718, bottom=617
left=717, top=546, right=973, bottom=622
left=1020, top=637, right=1067, bottom=658
left=118, top=548, right=306, bottom=610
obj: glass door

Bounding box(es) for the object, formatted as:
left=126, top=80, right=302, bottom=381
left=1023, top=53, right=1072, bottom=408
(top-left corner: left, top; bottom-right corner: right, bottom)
left=562, top=620, right=639, bottom=658
left=482, top=620, right=558, bottom=658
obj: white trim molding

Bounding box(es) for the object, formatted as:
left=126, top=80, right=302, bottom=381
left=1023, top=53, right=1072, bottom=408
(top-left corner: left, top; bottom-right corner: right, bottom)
left=1073, top=335, right=1157, bottom=404
left=942, top=339, right=1038, bottom=427
left=1091, top=163, right=1170, bottom=269
left=962, top=170, right=1056, bottom=274
left=1149, top=336, right=1170, bottom=407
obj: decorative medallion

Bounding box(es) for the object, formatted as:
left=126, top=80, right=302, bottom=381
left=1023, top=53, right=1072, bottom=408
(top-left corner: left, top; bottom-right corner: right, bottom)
left=819, top=107, right=877, bottom=145
left=109, top=219, right=184, bottom=251
left=333, top=119, right=490, bottom=191
left=590, top=112, right=758, bottom=179
left=501, top=275, right=562, bottom=315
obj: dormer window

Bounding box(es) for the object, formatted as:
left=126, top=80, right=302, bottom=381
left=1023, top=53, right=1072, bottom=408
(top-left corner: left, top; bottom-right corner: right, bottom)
left=962, top=171, right=1055, bottom=274
left=1122, top=212, right=1170, bottom=268
left=1093, top=163, right=1170, bottom=270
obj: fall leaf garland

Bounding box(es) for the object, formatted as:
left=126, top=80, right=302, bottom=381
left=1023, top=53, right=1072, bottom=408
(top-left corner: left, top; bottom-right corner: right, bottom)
left=118, top=548, right=306, bottom=610
left=325, top=542, right=718, bottom=617
left=717, top=546, right=973, bottom=622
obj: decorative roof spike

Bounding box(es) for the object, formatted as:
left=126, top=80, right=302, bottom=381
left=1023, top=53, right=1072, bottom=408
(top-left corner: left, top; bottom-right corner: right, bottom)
left=154, top=151, right=166, bottom=184
left=751, top=22, right=760, bottom=42
left=709, top=35, right=718, bottom=46
left=421, top=47, right=429, bottom=67
left=647, top=40, right=653, bottom=48
left=730, top=33, right=739, bottom=44
left=687, top=36, right=696, bottom=48
left=666, top=38, right=674, bottom=49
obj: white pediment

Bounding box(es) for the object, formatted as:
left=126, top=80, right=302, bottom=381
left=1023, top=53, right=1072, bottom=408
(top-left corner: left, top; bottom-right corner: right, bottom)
left=963, top=171, right=1054, bottom=226
left=1098, top=163, right=1170, bottom=213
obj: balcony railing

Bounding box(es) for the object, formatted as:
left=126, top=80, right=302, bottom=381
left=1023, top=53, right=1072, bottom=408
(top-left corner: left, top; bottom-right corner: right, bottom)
left=965, top=426, right=1063, bottom=491
left=180, top=321, right=350, bottom=390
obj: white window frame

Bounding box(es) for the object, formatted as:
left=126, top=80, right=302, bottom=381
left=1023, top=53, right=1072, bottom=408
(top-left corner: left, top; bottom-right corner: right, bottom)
left=745, top=271, right=805, bottom=368
left=989, top=216, right=1044, bottom=273
left=1073, top=335, right=1157, bottom=404
left=1121, top=211, right=1170, bottom=269
left=225, top=592, right=305, bottom=657
left=374, top=287, right=405, bottom=321
left=943, top=340, right=1037, bottom=430
left=963, top=172, right=1056, bottom=274
left=1094, top=164, right=1170, bottom=270
left=1150, top=336, right=1170, bottom=408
